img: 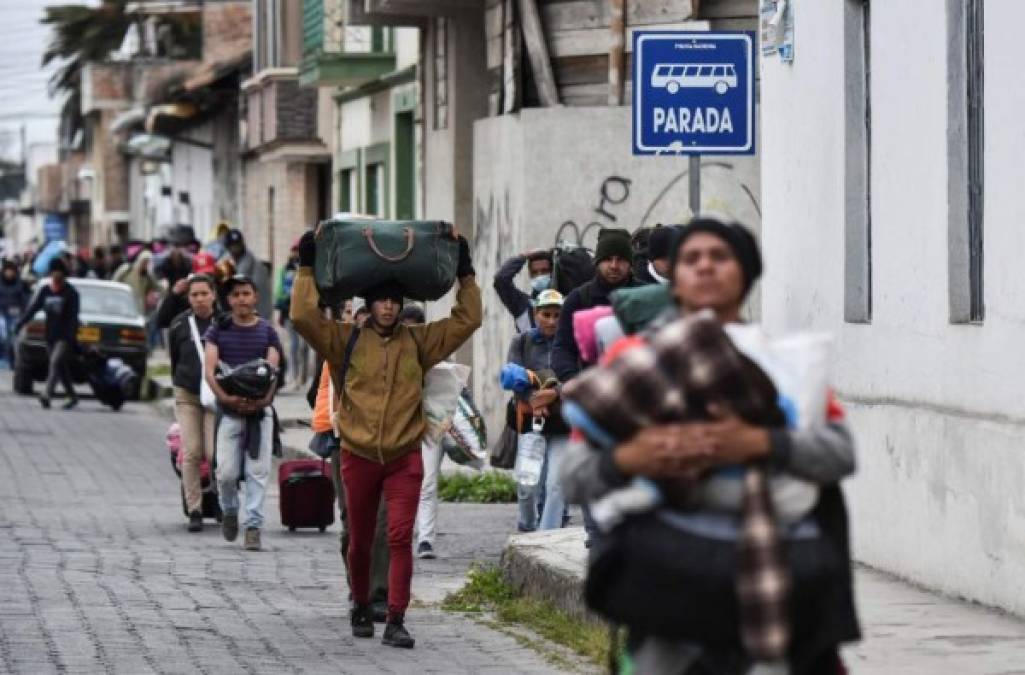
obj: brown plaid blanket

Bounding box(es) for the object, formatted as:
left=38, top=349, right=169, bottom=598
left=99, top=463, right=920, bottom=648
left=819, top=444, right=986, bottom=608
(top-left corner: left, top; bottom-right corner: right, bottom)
left=562, top=310, right=791, bottom=660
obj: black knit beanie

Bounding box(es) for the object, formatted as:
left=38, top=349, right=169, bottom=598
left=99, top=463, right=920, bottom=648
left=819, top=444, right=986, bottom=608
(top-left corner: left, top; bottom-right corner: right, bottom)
left=670, top=218, right=762, bottom=296
left=594, top=228, right=634, bottom=264
left=647, top=225, right=682, bottom=261
left=363, top=281, right=405, bottom=308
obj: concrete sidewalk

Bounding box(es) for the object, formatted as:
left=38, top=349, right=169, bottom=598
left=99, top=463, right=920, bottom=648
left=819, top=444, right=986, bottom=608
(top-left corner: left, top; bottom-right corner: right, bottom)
left=503, top=528, right=1025, bottom=674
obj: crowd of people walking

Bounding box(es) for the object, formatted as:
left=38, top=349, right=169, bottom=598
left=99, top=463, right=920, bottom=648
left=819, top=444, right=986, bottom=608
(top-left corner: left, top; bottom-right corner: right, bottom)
left=2, top=212, right=860, bottom=672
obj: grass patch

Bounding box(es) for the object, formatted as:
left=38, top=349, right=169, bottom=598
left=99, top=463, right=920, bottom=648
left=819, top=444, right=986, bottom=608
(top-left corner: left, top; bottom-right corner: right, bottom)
left=437, top=471, right=517, bottom=503
left=147, top=363, right=171, bottom=378
left=443, top=564, right=611, bottom=666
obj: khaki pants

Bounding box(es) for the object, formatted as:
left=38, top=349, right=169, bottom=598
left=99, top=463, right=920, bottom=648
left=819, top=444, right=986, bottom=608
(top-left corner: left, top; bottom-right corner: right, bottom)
left=174, top=387, right=216, bottom=514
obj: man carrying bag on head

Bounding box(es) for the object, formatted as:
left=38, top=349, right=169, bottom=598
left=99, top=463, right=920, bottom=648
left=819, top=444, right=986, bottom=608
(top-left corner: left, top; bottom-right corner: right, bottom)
left=290, top=229, right=481, bottom=650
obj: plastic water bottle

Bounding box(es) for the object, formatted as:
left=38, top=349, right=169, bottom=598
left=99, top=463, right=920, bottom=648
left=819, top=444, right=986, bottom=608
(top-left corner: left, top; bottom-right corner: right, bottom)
left=513, top=417, right=546, bottom=486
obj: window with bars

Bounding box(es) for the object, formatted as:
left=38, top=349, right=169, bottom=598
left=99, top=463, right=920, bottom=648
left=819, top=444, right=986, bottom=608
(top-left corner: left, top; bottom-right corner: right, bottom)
left=966, top=0, right=984, bottom=322
left=844, top=0, right=872, bottom=324
left=947, top=0, right=985, bottom=324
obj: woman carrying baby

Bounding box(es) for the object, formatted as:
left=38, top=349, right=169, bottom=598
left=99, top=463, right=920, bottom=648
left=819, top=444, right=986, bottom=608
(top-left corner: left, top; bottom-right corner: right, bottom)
left=559, top=218, right=860, bottom=675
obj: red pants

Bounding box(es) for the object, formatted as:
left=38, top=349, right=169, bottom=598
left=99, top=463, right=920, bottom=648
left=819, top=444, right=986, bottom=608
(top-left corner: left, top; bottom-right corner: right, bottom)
left=341, top=449, right=423, bottom=620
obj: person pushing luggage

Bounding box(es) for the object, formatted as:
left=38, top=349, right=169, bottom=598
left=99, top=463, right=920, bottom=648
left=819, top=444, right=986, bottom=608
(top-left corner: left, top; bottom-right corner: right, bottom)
left=291, top=229, right=481, bottom=649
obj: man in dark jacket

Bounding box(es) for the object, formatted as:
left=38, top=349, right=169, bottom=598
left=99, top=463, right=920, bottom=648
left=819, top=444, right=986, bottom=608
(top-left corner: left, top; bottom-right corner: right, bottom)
left=549, top=228, right=637, bottom=541
left=0, top=259, right=30, bottom=367
left=222, top=229, right=273, bottom=320
left=17, top=258, right=80, bottom=409
left=493, top=249, right=553, bottom=333
left=551, top=228, right=638, bottom=383
left=633, top=225, right=680, bottom=286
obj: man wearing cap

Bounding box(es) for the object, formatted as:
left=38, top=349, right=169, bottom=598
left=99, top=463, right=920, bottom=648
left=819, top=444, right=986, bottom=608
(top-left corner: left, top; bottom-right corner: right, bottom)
left=203, top=274, right=283, bottom=552
left=222, top=229, right=273, bottom=320
left=500, top=288, right=570, bottom=531
left=493, top=249, right=553, bottom=333
left=290, top=231, right=481, bottom=650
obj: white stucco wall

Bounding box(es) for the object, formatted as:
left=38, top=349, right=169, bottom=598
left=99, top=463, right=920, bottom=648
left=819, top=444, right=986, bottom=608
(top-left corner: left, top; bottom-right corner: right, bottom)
left=471, top=106, right=761, bottom=438
left=760, top=0, right=1025, bottom=615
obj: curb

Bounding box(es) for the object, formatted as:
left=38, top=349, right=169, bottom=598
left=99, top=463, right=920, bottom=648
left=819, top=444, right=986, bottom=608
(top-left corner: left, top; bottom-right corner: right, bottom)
left=500, top=527, right=596, bottom=624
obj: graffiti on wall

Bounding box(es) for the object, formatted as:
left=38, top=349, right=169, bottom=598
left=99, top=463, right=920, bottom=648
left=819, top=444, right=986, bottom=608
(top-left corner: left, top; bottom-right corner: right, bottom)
left=553, top=161, right=761, bottom=249
left=555, top=175, right=632, bottom=249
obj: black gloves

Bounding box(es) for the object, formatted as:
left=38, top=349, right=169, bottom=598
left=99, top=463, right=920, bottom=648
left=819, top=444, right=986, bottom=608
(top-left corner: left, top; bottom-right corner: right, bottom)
left=298, top=230, right=316, bottom=267
left=456, top=235, right=475, bottom=278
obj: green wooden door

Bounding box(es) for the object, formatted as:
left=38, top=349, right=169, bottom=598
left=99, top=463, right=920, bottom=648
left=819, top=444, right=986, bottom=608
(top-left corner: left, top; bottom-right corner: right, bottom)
left=394, top=111, right=415, bottom=220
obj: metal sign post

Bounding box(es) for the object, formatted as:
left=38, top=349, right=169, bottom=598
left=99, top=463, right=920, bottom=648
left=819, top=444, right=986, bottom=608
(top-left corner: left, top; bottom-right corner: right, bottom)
left=689, top=156, right=701, bottom=216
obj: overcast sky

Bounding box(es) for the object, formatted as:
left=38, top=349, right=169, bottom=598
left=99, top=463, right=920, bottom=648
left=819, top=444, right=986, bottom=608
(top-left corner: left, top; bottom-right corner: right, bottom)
left=0, top=2, right=74, bottom=161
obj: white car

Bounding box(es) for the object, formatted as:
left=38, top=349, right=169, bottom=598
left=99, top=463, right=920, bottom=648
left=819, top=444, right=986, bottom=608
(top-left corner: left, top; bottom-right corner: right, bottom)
left=651, top=63, right=738, bottom=95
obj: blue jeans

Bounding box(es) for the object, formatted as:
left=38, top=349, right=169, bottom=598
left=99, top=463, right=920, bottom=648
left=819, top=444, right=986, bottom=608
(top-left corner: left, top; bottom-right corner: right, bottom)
left=285, top=320, right=309, bottom=385
left=216, top=411, right=273, bottom=530
left=0, top=312, right=17, bottom=367
left=517, top=434, right=568, bottom=531
left=537, top=436, right=569, bottom=530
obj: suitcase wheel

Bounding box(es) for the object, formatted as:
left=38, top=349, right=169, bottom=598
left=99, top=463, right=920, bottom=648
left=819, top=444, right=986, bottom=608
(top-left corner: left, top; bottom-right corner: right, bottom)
left=289, top=526, right=296, bottom=532
left=319, top=525, right=326, bottom=533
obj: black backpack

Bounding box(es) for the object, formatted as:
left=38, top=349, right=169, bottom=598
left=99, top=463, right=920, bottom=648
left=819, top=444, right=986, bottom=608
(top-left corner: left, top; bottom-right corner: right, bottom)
left=551, top=245, right=594, bottom=296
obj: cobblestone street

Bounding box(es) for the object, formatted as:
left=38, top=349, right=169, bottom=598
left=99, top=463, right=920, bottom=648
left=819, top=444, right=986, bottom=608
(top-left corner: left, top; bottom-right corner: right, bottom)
left=7, top=373, right=1025, bottom=674
left=0, top=375, right=573, bottom=675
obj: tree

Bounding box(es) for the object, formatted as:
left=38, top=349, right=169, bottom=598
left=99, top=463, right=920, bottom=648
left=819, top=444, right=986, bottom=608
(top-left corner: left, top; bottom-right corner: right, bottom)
left=40, top=1, right=133, bottom=146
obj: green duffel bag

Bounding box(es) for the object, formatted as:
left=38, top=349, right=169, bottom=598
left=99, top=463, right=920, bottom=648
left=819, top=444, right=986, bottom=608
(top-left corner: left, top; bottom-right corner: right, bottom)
left=313, top=218, right=460, bottom=304
left=611, top=283, right=673, bottom=335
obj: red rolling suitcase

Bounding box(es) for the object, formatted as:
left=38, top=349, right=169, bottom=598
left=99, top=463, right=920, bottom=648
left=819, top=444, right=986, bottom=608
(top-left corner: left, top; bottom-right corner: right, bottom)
left=279, top=459, right=335, bottom=532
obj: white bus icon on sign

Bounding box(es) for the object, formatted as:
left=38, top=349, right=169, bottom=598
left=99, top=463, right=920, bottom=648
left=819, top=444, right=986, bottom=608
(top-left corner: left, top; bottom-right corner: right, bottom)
left=651, top=63, right=738, bottom=95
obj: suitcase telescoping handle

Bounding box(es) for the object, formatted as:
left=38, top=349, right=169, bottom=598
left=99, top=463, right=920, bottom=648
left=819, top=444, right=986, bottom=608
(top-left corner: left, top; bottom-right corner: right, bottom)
left=362, top=226, right=415, bottom=262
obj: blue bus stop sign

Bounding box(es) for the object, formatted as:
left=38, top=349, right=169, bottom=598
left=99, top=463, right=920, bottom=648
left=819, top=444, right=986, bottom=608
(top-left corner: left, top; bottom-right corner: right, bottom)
left=633, top=31, right=755, bottom=155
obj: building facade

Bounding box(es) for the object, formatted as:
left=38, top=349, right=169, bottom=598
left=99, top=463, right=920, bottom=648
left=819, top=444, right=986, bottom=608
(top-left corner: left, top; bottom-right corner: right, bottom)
left=301, top=1, right=421, bottom=222
left=347, top=0, right=761, bottom=432
left=759, top=0, right=1025, bottom=614
left=241, top=0, right=333, bottom=269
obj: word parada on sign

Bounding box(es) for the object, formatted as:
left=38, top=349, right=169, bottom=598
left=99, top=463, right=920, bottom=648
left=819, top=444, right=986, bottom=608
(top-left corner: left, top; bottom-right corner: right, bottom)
left=653, top=107, right=734, bottom=134
left=633, top=31, right=755, bottom=155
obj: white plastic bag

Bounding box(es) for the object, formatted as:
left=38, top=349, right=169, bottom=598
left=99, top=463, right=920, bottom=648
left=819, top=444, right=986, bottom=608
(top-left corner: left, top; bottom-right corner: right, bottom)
left=441, top=396, right=488, bottom=469
left=697, top=325, right=835, bottom=523
left=422, top=361, right=471, bottom=443
left=723, top=325, right=833, bottom=430
left=513, top=417, right=546, bottom=487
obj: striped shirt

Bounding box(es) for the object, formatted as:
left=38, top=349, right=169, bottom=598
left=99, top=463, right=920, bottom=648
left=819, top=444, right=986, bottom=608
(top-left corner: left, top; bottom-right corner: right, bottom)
left=204, top=318, right=282, bottom=368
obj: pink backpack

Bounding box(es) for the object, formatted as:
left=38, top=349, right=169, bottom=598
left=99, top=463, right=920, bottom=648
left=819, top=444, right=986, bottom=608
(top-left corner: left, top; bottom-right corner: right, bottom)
left=166, top=422, right=211, bottom=481
left=573, top=305, right=614, bottom=365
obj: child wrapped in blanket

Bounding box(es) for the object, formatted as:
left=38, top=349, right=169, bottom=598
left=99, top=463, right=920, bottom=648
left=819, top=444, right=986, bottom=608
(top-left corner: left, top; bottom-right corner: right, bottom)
left=561, top=309, right=835, bottom=532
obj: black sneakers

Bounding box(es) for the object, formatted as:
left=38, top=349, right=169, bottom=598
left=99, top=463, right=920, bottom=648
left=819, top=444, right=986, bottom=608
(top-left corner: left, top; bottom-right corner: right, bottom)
left=416, top=541, right=435, bottom=559
left=221, top=512, right=239, bottom=542
left=61, top=398, right=78, bottom=411
left=187, top=511, right=203, bottom=533
left=382, top=620, right=415, bottom=649
left=350, top=604, right=374, bottom=638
